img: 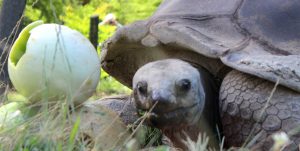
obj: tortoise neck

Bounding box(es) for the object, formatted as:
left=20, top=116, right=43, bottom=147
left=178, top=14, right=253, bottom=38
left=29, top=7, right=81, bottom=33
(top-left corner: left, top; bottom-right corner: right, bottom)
left=161, top=119, right=219, bottom=150
left=161, top=67, right=221, bottom=150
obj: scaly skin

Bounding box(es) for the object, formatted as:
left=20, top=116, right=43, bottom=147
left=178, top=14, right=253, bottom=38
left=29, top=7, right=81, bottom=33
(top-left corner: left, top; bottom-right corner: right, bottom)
left=132, top=59, right=221, bottom=150
left=95, top=95, right=138, bottom=125
left=220, top=70, right=300, bottom=150
left=97, top=61, right=300, bottom=150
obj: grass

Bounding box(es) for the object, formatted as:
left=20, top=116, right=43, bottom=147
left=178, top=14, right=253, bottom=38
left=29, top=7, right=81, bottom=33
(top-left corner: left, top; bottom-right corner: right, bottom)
left=2, top=65, right=298, bottom=151
left=0, top=89, right=167, bottom=151
left=1, top=1, right=300, bottom=151
left=1, top=48, right=299, bottom=151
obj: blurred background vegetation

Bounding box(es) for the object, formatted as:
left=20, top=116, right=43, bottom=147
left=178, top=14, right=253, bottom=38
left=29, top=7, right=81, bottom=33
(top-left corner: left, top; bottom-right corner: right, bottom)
left=24, top=0, right=162, bottom=98
left=0, top=1, right=164, bottom=149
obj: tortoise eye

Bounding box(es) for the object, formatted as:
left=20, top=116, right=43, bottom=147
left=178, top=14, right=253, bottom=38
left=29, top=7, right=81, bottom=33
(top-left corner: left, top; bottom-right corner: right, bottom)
left=137, top=81, right=148, bottom=95
left=177, top=79, right=191, bottom=92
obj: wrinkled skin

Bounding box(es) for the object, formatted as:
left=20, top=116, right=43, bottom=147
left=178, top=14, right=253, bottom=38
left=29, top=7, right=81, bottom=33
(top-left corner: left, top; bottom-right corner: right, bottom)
left=132, top=59, right=221, bottom=149
left=99, top=0, right=300, bottom=150
left=97, top=59, right=300, bottom=150
left=133, top=59, right=204, bottom=128
left=131, top=59, right=300, bottom=150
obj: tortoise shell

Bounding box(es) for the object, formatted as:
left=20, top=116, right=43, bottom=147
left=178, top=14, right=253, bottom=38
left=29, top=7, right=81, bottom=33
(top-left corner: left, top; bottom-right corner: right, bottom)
left=101, top=0, right=300, bottom=92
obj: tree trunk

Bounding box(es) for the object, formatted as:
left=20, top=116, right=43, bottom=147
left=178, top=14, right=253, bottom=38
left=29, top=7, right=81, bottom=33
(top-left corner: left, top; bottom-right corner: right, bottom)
left=0, top=0, right=26, bottom=93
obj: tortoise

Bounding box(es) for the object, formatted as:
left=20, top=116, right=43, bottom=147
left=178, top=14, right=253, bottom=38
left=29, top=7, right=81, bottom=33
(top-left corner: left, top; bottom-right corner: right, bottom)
left=100, top=0, right=300, bottom=150
left=72, top=100, right=132, bottom=150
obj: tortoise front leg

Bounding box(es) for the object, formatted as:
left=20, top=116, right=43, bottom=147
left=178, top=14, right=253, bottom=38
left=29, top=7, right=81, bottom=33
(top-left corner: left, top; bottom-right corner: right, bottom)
left=220, top=70, right=300, bottom=150
left=95, top=95, right=139, bottom=125
left=96, top=96, right=176, bottom=150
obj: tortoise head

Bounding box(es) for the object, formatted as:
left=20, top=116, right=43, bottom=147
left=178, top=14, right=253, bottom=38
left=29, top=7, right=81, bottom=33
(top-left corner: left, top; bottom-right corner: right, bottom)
left=133, top=59, right=205, bottom=129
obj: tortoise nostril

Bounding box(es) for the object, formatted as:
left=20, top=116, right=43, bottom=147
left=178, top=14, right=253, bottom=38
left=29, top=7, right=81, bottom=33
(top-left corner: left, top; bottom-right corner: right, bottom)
left=151, top=90, right=170, bottom=104
left=151, top=91, right=160, bottom=102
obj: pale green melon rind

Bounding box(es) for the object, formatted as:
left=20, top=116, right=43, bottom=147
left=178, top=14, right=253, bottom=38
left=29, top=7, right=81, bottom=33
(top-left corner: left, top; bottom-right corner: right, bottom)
left=9, top=20, right=44, bottom=66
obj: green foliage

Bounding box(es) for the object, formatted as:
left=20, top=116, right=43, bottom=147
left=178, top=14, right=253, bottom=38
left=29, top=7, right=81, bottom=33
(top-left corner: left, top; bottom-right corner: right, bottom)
left=61, top=3, right=97, bottom=37
left=97, top=69, right=131, bottom=96
left=25, top=0, right=66, bottom=23
left=136, top=126, right=162, bottom=147
left=109, top=0, right=161, bottom=24
left=68, top=116, right=81, bottom=151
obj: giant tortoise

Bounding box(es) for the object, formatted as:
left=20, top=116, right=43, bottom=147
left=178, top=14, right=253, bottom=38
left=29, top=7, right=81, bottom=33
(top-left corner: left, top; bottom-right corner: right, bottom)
left=100, top=0, right=300, bottom=150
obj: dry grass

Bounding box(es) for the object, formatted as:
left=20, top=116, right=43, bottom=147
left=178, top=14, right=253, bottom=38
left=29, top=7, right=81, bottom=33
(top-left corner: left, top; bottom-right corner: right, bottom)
left=0, top=1, right=299, bottom=151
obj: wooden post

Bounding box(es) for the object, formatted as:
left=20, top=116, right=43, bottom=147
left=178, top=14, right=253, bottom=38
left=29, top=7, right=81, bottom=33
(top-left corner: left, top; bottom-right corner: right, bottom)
left=89, top=15, right=101, bottom=78
left=89, top=15, right=99, bottom=50
left=0, top=0, right=26, bottom=94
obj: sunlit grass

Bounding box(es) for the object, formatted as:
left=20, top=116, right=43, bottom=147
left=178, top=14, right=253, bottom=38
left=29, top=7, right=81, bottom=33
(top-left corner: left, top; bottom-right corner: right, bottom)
left=0, top=89, right=164, bottom=151
left=3, top=75, right=300, bottom=151
left=95, top=69, right=131, bottom=98
left=0, top=96, right=72, bottom=150
left=1, top=0, right=300, bottom=151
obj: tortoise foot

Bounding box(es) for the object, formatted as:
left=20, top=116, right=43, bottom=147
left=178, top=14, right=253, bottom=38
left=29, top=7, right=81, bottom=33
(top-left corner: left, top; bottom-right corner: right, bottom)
left=95, top=95, right=139, bottom=125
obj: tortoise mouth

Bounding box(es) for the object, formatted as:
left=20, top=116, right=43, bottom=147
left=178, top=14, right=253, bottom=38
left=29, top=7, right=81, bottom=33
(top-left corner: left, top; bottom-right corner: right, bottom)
left=145, top=103, right=200, bottom=128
